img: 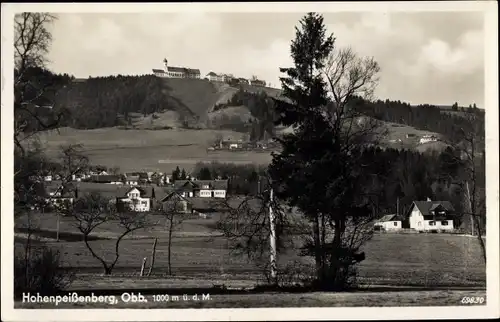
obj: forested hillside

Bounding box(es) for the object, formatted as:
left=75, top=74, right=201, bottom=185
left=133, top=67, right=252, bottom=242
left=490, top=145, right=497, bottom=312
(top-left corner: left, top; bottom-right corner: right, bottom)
left=19, top=68, right=485, bottom=143
left=54, top=75, right=203, bottom=129
left=212, top=88, right=485, bottom=143
left=351, top=97, right=485, bottom=141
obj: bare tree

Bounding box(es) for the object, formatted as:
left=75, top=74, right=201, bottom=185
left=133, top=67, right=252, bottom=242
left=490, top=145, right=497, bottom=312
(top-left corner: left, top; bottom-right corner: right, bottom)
left=66, top=193, right=153, bottom=275
left=59, top=144, right=89, bottom=181
left=322, top=46, right=384, bottom=146
left=14, top=13, right=65, bottom=155
left=155, top=195, right=187, bottom=275
left=213, top=179, right=303, bottom=284
left=439, top=112, right=486, bottom=262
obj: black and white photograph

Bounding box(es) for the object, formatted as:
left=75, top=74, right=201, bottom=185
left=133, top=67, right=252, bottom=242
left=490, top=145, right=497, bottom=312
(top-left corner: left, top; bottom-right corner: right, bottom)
left=1, top=2, right=499, bottom=321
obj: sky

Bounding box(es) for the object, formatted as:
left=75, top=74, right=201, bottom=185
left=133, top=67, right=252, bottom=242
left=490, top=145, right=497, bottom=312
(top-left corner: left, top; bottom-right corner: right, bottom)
left=46, top=11, right=485, bottom=107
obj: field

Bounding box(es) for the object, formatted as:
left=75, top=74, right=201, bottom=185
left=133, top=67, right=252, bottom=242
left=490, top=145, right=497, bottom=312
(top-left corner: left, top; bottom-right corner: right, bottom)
left=36, top=127, right=272, bottom=173
left=34, top=117, right=445, bottom=174
left=15, top=213, right=486, bottom=290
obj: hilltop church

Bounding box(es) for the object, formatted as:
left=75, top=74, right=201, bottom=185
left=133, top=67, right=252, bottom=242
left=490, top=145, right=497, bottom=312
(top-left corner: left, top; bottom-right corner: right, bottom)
left=152, top=58, right=200, bottom=79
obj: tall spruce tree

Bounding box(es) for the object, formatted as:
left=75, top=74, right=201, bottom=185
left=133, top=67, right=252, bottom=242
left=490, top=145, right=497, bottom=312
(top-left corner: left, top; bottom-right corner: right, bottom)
left=269, top=12, right=376, bottom=290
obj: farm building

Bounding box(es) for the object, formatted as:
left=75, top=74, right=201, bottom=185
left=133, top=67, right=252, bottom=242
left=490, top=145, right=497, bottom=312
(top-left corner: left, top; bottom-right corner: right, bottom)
left=374, top=214, right=404, bottom=231
left=419, top=135, right=439, bottom=144
left=160, top=193, right=220, bottom=217
left=407, top=200, right=456, bottom=232
left=173, top=179, right=228, bottom=199
left=124, top=172, right=149, bottom=185
left=152, top=58, right=200, bottom=79
left=220, top=139, right=243, bottom=150
left=90, top=175, right=124, bottom=184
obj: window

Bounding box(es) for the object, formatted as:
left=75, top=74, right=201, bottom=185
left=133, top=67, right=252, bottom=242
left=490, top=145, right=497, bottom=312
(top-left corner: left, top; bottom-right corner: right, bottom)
left=441, top=221, right=449, bottom=226
left=393, top=222, right=398, bottom=227
left=141, top=201, right=147, bottom=206
left=429, top=221, right=436, bottom=226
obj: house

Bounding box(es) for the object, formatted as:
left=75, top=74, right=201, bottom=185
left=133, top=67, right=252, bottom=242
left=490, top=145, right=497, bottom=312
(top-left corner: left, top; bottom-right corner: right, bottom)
left=407, top=200, right=456, bottom=232
left=152, top=58, right=200, bottom=79
left=250, top=79, right=266, bottom=87
left=206, top=72, right=224, bottom=82
left=125, top=175, right=139, bottom=186
left=374, top=214, right=403, bottom=231
left=221, top=139, right=243, bottom=150
left=419, top=135, right=438, bottom=144
left=125, top=172, right=149, bottom=185
left=173, top=179, right=228, bottom=198
left=90, top=175, right=124, bottom=184
left=160, top=193, right=219, bottom=217
left=44, top=183, right=77, bottom=209
left=238, top=77, right=249, bottom=85
left=222, top=74, right=234, bottom=83
left=44, top=175, right=53, bottom=182
left=115, top=186, right=156, bottom=212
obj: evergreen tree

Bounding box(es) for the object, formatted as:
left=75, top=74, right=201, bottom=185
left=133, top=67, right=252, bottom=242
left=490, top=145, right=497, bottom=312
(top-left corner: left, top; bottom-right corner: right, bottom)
left=180, top=168, right=187, bottom=180
left=269, top=12, right=380, bottom=290
left=172, top=166, right=181, bottom=181
left=198, top=167, right=212, bottom=180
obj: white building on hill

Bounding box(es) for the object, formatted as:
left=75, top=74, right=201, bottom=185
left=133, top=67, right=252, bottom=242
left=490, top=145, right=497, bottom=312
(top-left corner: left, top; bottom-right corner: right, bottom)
left=206, top=71, right=224, bottom=82
left=419, top=135, right=438, bottom=144
left=152, top=58, right=200, bottom=79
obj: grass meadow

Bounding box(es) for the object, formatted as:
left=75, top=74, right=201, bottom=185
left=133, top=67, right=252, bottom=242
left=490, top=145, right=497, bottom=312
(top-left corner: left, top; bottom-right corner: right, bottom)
left=33, top=121, right=444, bottom=174
left=15, top=212, right=486, bottom=290
left=35, top=127, right=272, bottom=173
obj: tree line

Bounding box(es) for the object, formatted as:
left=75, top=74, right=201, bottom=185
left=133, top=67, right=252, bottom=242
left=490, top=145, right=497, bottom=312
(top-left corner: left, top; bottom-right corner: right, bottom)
left=351, top=96, right=485, bottom=140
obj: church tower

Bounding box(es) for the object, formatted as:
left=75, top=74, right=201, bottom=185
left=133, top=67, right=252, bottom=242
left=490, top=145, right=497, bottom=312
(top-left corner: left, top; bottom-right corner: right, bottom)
left=163, top=58, right=168, bottom=73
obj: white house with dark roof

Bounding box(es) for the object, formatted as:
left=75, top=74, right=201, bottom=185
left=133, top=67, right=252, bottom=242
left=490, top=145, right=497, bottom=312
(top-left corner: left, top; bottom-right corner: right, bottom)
left=407, top=200, right=456, bottom=232
left=152, top=58, right=200, bottom=79
left=115, top=186, right=156, bottom=212
left=173, top=179, right=228, bottom=199
left=374, top=214, right=403, bottom=231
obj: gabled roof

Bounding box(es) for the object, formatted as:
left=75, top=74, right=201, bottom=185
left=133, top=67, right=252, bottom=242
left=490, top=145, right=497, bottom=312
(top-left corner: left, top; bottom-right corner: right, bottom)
left=173, top=180, right=195, bottom=191
left=116, top=186, right=156, bottom=199
left=173, top=179, right=228, bottom=191
left=377, top=214, right=403, bottom=222
left=410, top=200, right=456, bottom=219
left=167, top=66, right=186, bottom=73
left=186, top=68, right=201, bottom=74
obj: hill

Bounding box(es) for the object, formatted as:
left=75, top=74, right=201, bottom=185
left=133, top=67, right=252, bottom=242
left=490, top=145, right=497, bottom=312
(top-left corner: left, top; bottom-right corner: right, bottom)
left=43, top=71, right=483, bottom=143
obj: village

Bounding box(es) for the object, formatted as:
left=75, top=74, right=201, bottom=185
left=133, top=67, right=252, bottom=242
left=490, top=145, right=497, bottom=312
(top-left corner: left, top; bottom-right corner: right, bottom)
left=9, top=9, right=490, bottom=313
left=40, top=162, right=462, bottom=234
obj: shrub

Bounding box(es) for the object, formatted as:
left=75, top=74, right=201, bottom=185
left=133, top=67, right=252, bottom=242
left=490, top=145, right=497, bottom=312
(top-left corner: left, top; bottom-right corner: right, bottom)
left=14, top=246, right=74, bottom=299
